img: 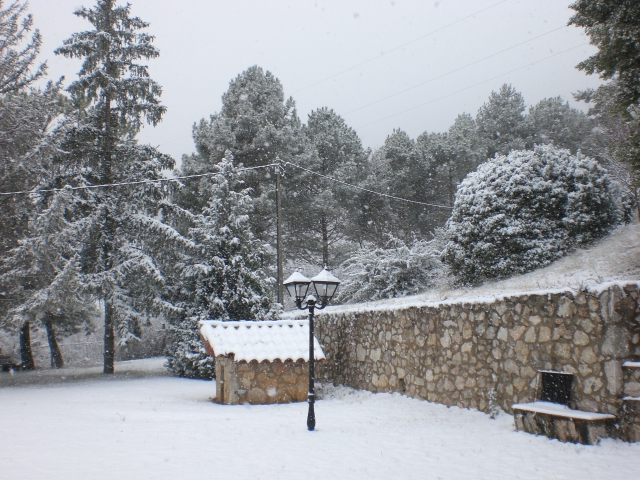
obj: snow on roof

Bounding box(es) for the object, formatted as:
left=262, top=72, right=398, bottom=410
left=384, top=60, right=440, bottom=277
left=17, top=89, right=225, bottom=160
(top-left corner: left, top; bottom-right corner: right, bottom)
left=199, top=319, right=325, bottom=363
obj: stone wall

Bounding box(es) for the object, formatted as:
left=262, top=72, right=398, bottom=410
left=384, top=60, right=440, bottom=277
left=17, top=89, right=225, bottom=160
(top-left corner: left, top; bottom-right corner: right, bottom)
left=214, top=357, right=309, bottom=404
left=315, top=282, right=640, bottom=416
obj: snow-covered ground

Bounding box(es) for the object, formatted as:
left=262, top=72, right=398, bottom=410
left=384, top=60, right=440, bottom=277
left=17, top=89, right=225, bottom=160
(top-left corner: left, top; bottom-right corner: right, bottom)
left=1, top=358, right=638, bottom=480
left=285, top=222, right=640, bottom=317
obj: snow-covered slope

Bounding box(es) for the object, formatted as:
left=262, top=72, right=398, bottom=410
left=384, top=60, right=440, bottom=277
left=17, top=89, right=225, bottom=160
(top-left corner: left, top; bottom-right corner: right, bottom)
left=286, top=222, right=640, bottom=316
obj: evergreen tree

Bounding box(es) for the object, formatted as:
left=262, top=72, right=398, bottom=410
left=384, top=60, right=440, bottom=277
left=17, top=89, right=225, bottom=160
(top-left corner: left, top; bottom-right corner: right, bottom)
left=0, top=2, right=57, bottom=363
left=442, top=144, right=631, bottom=285
left=570, top=0, right=640, bottom=181
left=54, top=0, right=175, bottom=374
left=179, top=66, right=303, bottom=242
left=476, top=84, right=529, bottom=158
left=165, top=153, right=276, bottom=378
left=353, top=148, right=394, bottom=247
left=382, top=129, right=430, bottom=238
left=1, top=188, right=96, bottom=368
left=286, top=107, right=366, bottom=268
left=0, top=1, right=47, bottom=95
left=526, top=96, right=592, bottom=153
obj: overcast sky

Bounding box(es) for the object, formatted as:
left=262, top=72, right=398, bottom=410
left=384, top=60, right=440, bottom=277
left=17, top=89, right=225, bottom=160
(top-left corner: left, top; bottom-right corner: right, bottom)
left=28, top=0, right=602, bottom=166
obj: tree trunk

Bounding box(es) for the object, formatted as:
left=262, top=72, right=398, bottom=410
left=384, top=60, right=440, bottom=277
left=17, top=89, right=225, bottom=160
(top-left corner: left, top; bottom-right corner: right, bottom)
left=19, top=321, right=35, bottom=370
left=42, top=315, right=64, bottom=369
left=104, top=300, right=115, bottom=374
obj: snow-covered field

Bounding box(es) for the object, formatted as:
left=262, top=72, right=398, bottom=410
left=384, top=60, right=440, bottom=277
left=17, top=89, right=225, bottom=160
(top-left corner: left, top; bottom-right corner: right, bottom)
left=1, top=358, right=638, bottom=480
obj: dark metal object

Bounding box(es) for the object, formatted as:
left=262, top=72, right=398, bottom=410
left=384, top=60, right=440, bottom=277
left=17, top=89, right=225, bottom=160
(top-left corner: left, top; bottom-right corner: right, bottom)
left=540, top=371, right=573, bottom=406
left=284, top=269, right=340, bottom=431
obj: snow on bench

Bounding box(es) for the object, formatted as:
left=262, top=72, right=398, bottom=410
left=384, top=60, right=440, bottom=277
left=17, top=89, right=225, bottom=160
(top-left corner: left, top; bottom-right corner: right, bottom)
left=622, top=361, right=640, bottom=368
left=512, top=401, right=615, bottom=421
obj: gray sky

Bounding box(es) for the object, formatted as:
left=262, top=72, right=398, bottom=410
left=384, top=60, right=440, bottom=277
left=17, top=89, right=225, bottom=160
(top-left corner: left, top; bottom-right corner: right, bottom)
left=29, top=0, right=601, bottom=166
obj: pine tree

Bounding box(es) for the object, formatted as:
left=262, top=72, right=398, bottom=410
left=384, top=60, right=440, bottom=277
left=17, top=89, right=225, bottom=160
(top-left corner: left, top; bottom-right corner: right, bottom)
left=0, top=1, right=47, bottom=95
left=54, top=0, right=175, bottom=374
left=570, top=1, right=640, bottom=181
left=286, top=107, right=367, bottom=268
left=381, top=129, right=431, bottom=238
left=476, top=84, right=529, bottom=158
left=526, top=96, right=592, bottom=153
left=179, top=66, right=303, bottom=242
left=1, top=188, right=96, bottom=368
left=165, top=153, right=276, bottom=378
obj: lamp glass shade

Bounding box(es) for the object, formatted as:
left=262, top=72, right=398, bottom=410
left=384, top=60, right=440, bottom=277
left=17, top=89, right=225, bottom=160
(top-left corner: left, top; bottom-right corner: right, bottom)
left=310, top=268, right=341, bottom=303
left=283, top=272, right=311, bottom=301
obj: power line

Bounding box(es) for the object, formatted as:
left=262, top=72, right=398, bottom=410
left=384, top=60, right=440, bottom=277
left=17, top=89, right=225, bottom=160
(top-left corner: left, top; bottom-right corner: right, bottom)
left=0, top=164, right=281, bottom=197
left=355, top=42, right=589, bottom=129
left=344, top=25, right=567, bottom=116
left=0, top=161, right=452, bottom=210
left=291, top=0, right=509, bottom=94
left=283, top=162, right=452, bottom=210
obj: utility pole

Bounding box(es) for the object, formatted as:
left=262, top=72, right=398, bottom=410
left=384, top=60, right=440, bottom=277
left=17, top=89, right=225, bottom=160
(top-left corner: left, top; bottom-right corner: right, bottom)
left=275, top=163, right=283, bottom=304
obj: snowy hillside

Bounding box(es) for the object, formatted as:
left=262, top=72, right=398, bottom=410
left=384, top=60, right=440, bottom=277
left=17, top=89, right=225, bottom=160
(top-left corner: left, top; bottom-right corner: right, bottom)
left=287, top=221, right=640, bottom=316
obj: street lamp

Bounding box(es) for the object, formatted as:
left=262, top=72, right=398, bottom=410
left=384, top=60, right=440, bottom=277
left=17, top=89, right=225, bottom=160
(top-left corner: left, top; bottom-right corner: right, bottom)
left=283, top=268, right=341, bottom=431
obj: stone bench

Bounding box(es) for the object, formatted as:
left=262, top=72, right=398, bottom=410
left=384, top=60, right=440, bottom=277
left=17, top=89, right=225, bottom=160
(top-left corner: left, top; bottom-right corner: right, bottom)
left=513, top=401, right=615, bottom=445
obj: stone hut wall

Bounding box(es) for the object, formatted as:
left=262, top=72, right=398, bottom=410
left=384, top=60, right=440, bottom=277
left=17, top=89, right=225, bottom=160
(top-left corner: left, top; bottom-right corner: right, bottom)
left=315, top=282, right=640, bottom=415
left=215, top=357, right=309, bottom=404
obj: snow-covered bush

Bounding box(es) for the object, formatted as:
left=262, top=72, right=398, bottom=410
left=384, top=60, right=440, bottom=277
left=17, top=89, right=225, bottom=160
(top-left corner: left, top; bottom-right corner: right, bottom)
left=442, top=144, right=632, bottom=285
left=336, top=231, right=449, bottom=304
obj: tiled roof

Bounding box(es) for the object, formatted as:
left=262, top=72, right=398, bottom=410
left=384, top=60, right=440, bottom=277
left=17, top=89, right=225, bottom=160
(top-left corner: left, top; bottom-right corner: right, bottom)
left=199, top=319, right=325, bottom=363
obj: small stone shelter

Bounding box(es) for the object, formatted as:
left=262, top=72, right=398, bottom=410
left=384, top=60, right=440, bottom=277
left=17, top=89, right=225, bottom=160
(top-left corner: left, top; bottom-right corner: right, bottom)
left=200, top=319, right=325, bottom=405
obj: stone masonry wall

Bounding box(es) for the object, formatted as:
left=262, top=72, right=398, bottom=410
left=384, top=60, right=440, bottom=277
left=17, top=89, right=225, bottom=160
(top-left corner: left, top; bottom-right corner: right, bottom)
left=315, top=283, right=640, bottom=416
left=215, top=357, right=309, bottom=404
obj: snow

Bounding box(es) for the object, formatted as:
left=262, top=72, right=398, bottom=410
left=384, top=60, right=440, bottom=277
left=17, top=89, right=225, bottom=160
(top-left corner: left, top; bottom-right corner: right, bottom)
left=512, top=402, right=615, bottom=421
left=284, top=222, right=640, bottom=318
left=622, top=361, right=640, bottom=368
left=283, top=271, right=312, bottom=284
left=199, top=320, right=325, bottom=363
left=1, top=358, right=638, bottom=480
left=310, top=268, right=340, bottom=284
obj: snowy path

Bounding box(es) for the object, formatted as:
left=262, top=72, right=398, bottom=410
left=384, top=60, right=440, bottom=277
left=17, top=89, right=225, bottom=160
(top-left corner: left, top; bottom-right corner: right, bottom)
left=1, top=359, right=638, bottom=479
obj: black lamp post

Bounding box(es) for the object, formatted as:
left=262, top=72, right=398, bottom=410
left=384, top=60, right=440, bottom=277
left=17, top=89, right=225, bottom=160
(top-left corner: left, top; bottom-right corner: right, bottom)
left=283, top=268, right=341, bottom=431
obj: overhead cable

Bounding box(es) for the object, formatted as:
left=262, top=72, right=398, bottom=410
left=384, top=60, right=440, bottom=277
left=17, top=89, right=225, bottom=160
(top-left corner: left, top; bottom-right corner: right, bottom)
left=0, top=162, right=452, bottom=210
left=283, top=162, right=452, bottom=210
left=291, top=0, right=508, bottom=94
left=344, top=25, right=567, bottom=116
left=356, top=42, right=589, bottom=129
left=0, top=164, right=281, bottom=196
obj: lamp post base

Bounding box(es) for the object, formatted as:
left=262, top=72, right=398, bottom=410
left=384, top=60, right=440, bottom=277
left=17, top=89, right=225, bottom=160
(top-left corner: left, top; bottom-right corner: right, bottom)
left=307, top=397, right=316, bottom=431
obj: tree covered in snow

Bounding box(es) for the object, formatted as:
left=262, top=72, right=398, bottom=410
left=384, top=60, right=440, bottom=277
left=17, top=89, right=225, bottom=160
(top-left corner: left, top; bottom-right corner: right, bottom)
left=1, top=187, right=96, bottom=368
left=442, top=144, right=632, bottom=285
left=0, top=1, right=47, bottom=95
left=570, top=1, right=640, bottom=183
left=476, top=84, right=529, bottom=158
left=178, top=66, right=303, bottom=243
left=526, top=96, right=593, bottom=153
left=53, top=0, right=177, bottom=373
left=337, top=230, right=449, bottom=304
left=285, top=107, right=367, bottom=268
left=165, top=154, right=277, bottom=379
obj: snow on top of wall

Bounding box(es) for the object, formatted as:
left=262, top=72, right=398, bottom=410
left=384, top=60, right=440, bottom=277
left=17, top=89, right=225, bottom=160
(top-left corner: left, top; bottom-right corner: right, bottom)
left=283, top=222, right=640, bottom=318
left=199, top=320, right=325, bottom=363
